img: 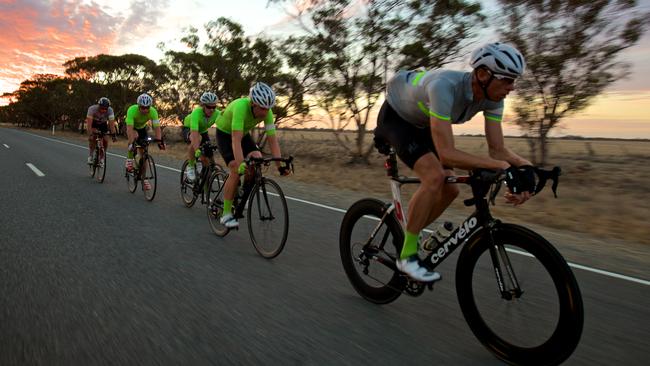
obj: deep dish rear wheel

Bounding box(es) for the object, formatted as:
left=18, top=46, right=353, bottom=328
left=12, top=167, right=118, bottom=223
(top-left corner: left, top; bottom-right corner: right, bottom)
left=339, top=198, right=405, bottom=304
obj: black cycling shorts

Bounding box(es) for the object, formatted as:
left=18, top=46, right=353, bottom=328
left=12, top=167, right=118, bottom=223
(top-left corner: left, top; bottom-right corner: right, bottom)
left=92, top=120, right=109, bottom=134
left=216, top=129, right=259, bottom=165
left=135, top=127, right=149, bottom=145
left=374, top=101, right=439, bottom=169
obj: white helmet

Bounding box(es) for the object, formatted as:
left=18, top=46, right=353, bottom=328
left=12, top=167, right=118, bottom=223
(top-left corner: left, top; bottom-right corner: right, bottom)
left=199, top=91, right=218, bottom=105
left=249, top=82, right=276, bottom=109
left=137, top=93, right=153, bottom=107
left=470, top=42, right=526, bottom=78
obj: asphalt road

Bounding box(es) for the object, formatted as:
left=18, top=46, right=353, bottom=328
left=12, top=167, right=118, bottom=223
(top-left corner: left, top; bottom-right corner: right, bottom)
left=1, top=128, right=648, bottom=365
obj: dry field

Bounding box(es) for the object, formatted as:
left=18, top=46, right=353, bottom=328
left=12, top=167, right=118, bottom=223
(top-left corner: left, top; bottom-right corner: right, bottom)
left=16, top=125, right=650, bottom=246
left=271, top=129, right=650, bottom=246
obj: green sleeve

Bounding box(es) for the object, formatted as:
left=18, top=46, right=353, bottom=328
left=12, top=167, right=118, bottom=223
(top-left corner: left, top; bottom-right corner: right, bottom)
left=183, top=114, right=191, bottom=127
left=125, top=105, right=137, bottom=126
left=150, top=107, right=160, bottom=127
left=263, top=110, right=276, bottom=137
left=231, top=101, right=246, bottom=132
left=190, top=108, right=202, bottom=131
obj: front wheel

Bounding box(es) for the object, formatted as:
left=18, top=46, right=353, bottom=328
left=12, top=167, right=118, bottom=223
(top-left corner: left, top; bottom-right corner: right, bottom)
left=180, top=160, right=198, bottom=207
left=247, top=178, right=289, bottom=259
left=96, top=147, right=107, bottom=183
left=456, top=223, right=583, bottom=366
left=142, top=156, right=157, bottom=201
left=339, top=198, right=405, bottom=304
left=206, top=169, right=229, bottom=237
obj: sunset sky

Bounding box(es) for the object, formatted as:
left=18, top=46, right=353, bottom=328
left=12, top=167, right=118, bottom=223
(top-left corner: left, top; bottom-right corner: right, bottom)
left=1, top=0, right=649, bottom=138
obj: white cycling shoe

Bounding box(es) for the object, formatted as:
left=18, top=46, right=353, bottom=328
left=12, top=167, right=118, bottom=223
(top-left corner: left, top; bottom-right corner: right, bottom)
left=87, top=156, right=93, bottom=165
left=220, top=214, right=239, bottom=228
left=396, top=256, right=441, bottom=282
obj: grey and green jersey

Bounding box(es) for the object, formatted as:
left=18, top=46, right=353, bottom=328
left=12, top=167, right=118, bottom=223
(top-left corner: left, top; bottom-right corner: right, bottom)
left=86, top=105, right=115, bottom=123
left=183, top=107, right=221, bottom=134
left=385, top=69, right=503, bottom=128
left=216, top=97, right=276, bottom=136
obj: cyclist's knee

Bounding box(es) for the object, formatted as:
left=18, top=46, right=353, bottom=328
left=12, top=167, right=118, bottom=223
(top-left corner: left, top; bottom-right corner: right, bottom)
left=248, top=150, right=263, bottom=159
left=445, top=183, right=460, bottom=199
left=420, top=171, right=445, bottom=194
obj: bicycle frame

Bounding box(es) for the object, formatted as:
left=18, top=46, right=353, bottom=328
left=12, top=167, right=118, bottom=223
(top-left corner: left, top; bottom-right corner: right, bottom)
left=365, top=150, right=529, bottom=298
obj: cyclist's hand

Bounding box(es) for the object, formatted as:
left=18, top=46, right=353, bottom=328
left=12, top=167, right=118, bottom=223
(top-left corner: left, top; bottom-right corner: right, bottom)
left=278, top=165, right=291, bottom=176
left=504, top=191, right=531, bottom=206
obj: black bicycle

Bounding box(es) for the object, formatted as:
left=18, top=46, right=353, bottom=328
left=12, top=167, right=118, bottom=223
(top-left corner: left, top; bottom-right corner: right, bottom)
left=125, top=137, right=160, bottom=201
left=206, top=156, right=294, bottom=258
left=180, top=143, right=224, bottom=207
left=88, top=132, right=113, bottom=183
left=339, top=148, right=583, bottom=366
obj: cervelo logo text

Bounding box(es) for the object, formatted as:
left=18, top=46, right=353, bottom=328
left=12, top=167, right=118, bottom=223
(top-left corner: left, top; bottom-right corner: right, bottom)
left=430, top=217, right=478, bottom=264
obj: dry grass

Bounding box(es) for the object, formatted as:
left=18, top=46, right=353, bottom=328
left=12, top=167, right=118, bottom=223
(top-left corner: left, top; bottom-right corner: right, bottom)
left=22, top=126, right=650, bottom=246
left=275, top=130, right=650, bottom=246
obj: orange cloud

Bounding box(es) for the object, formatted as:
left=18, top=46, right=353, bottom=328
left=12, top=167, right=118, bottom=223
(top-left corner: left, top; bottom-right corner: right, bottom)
left=0, top=0, right=122, bottom=95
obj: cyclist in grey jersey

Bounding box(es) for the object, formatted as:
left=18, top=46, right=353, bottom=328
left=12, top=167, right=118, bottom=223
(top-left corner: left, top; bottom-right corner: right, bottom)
left=386, top=69, right=504, bottom=127
left=86, top=97, right=117, bottom=166
left=374, top=42, right=535, bottom=282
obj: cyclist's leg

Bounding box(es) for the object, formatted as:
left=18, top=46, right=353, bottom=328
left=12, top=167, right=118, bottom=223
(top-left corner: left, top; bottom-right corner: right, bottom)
left=88, top=129, right=96, bottom=164
left=98, top=123, right=109, bottom=159
left=216, top=129, right=240, bottom=227
left=199, top=132, right=212, bottom=167
left=243, top=133, right=262, bottom=177
left=125, top=125, right=136, bottom=170
left=375, top=101, right=441, bottom=281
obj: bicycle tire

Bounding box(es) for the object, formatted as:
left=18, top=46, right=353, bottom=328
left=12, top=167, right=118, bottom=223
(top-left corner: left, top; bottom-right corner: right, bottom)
left=206, top=169, right=229, bottom=237
left=96, top=147, right=107, bottom=183
left=339, top=198, right=405, bottom=304
left=180, top=160, right=198, bottom=207
left=247, top=178, right=289, bottom=259
left=143, top=156, right=157, bottom=201
left=89, top=147, right=98, bottom=178
left=456, top=223, right=583, bottom=366
left=126, top=165, right=137, bottom=193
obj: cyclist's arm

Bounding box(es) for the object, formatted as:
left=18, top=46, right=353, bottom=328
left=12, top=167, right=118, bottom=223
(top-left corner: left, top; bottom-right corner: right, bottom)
left=484, top=120, right=532, bottom=167
left=150, top=108, right=162, bottom=141
left=430, top=117, right=509, bottom=171
left=267, top=134, right=282, bottom=166
left=263, top=112, right=282, bottom=166
left=190, top=108, right=202, bottom=151
left=125, top=106, right=136, bottom=144
left=231, top=130, right=245, bottom=164
left=108, top=107, right=116, bottom=135
left=85, top=116, right=93, bottom=134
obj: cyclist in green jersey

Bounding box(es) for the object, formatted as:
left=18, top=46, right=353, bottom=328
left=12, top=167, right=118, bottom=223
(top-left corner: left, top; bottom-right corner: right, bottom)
left=125, top=93, right=166, bottom=191
left=183, top=91, right=221, bottom=182
left=215, top=82, right=291, bottom=228
left=374, top=43, right=535, bottom=282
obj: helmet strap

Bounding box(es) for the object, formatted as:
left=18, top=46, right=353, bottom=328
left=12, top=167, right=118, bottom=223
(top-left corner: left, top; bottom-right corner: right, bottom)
left=476, top=68, right=497, bottom=102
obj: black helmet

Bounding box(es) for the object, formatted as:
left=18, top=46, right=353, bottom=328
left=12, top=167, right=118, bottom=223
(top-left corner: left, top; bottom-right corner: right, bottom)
left=98, top=97, right=111, bottom=108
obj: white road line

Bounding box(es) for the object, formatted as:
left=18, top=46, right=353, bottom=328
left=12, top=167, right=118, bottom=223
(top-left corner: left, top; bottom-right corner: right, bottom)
left=3, top=144, right=9, bottom=148
left=22, top=130, right=650, bottom=286
left=26, top=163, right=45, bottom=177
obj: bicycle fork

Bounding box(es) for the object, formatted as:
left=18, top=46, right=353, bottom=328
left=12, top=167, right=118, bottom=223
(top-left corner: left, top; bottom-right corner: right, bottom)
left=487, top=229, right=523, bottom=300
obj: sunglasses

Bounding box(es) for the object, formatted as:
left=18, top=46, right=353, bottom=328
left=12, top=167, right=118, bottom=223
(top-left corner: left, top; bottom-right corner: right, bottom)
left=204, top=105, right=217, bottom=110
left=489, top=71, right=516, bottom=84
left=99, top=107, right=108, bottom=112
left=139, top=106, right=150, bottom=110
